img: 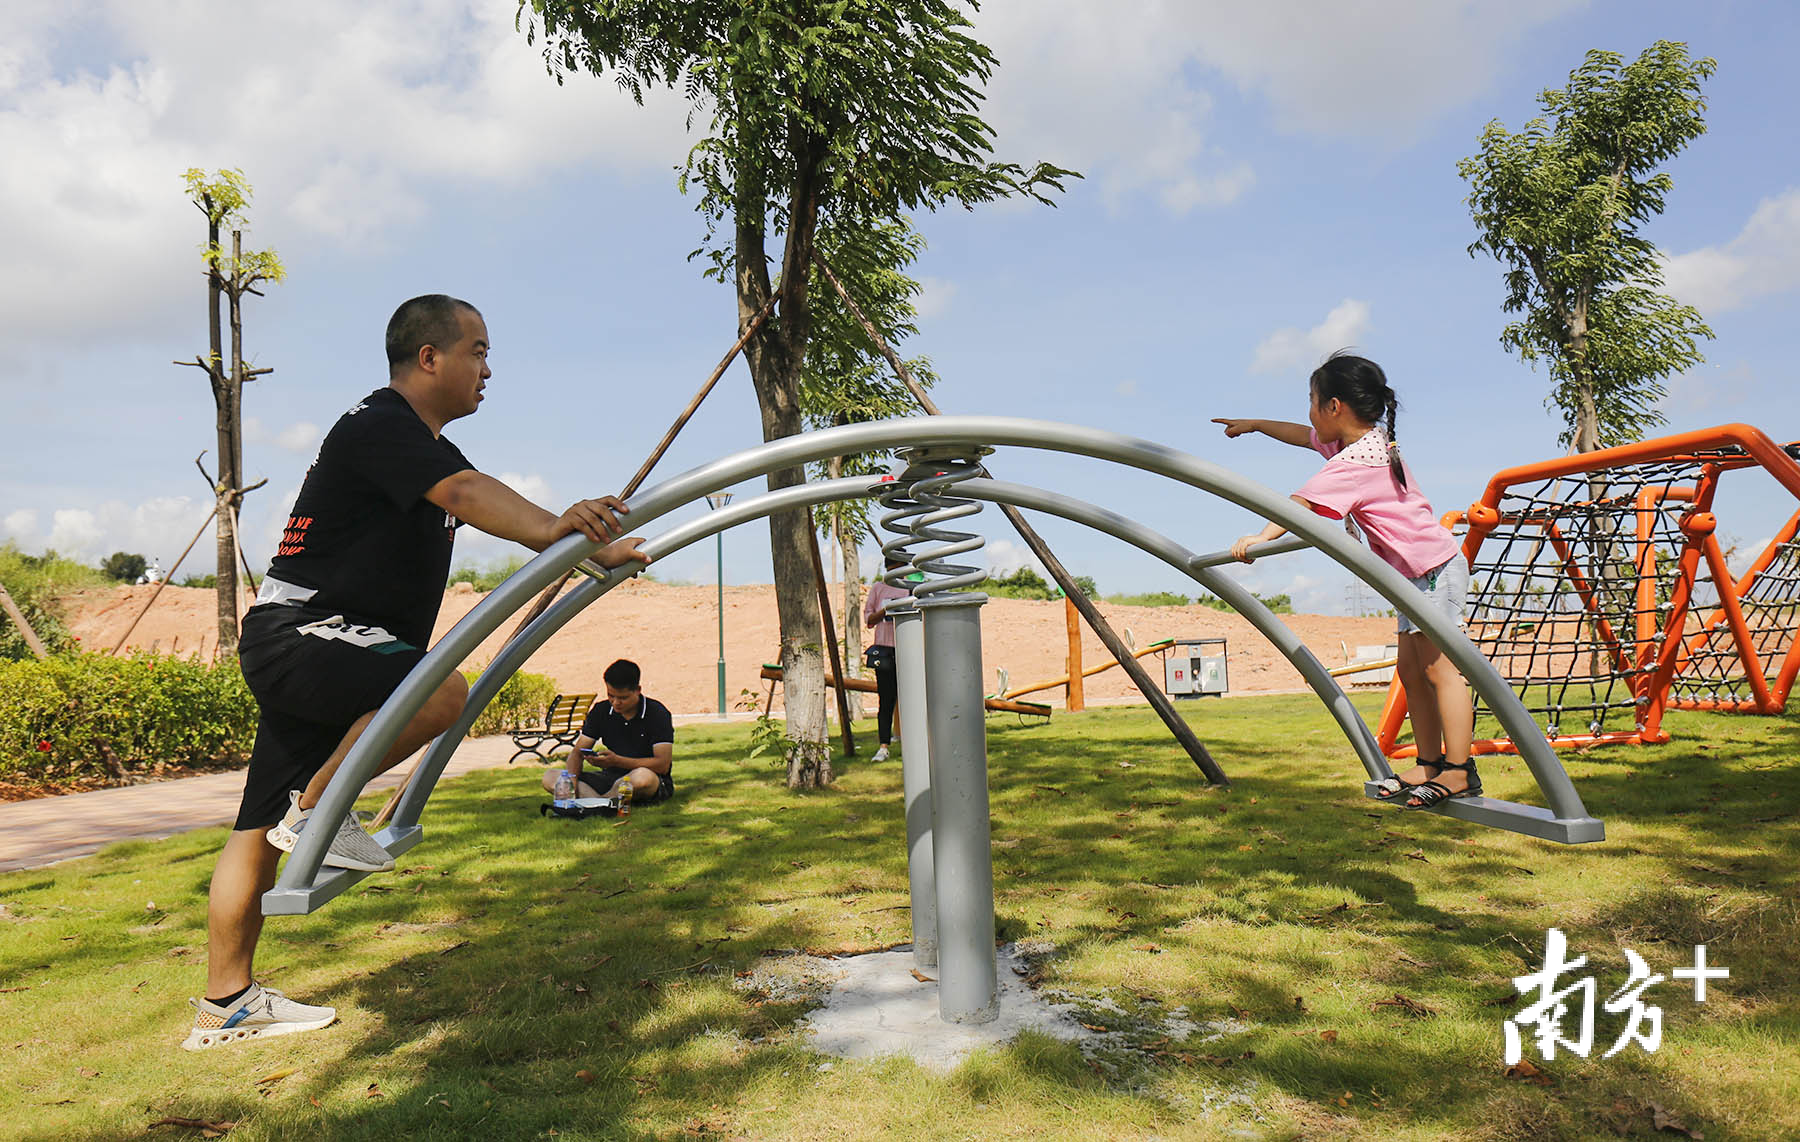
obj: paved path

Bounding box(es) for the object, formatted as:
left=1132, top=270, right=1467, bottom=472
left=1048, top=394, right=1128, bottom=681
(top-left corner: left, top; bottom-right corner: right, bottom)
left=0, top=735, right=527, bottom=873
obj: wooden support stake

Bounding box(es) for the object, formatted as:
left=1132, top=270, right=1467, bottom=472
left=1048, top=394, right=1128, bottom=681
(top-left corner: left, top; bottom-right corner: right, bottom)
left=109, top=507, right=218, bottom=656
left=0, top=582, right=49, bottom=660
left=809, top=524, right=857, bottom=756
left=813, top=250, right=1228, bottom=785
left=1064, top=595, right=1085, bottom=712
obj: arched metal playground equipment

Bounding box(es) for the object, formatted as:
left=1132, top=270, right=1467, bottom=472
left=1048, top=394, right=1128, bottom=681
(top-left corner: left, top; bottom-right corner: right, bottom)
left=1376, top=424, right=1800, bottom=759
left=263, top=416, right=1604, bottom=1023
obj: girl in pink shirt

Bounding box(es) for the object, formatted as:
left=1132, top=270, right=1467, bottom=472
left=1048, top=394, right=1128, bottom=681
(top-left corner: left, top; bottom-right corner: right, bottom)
left=1214, top=352, right=1478, bottom=809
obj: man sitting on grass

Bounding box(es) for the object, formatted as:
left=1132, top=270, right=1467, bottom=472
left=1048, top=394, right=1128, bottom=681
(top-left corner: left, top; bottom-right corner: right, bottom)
left=542, top=658, right=675, bottom=805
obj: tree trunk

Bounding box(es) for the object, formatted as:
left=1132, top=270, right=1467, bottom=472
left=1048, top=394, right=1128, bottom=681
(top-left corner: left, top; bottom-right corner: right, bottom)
left=1568, top=309, right=1599, bottom=454
left=737, top=138, right=831, bottom=788
left=209, top=220, right=240, bottom=657
left=837, top=495, right=867, bottom=721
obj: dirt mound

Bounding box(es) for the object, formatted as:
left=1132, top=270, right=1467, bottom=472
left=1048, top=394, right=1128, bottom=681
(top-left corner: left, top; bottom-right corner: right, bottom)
left=59, top=580, right=1401, bottom=716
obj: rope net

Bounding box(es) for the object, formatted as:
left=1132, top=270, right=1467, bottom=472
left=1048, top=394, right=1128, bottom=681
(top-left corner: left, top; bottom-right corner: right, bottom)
left=1378, top=432, right=1800, bottom=757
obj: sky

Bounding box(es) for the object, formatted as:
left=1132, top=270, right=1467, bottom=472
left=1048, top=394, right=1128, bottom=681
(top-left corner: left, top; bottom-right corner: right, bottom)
left=3, top=0, right=1798, bottom=614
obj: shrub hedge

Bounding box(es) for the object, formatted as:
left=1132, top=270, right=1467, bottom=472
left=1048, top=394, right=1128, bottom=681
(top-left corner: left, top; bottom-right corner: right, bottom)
left=0, top=651, right=561, bottom=784
left=464, top=667, right=560, bottom=737
left=0, top=652, right=255, bottom=780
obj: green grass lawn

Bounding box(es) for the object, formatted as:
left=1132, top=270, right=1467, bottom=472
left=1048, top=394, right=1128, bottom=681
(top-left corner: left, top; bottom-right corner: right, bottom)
left=2, top=694, right=1795, bottom=1141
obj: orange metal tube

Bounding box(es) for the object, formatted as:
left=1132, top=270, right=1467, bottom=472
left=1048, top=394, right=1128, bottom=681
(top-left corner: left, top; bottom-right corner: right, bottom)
left=1470, top=424, right=1800, bottom=510
left=1692, top=528, right=1776, bottom=712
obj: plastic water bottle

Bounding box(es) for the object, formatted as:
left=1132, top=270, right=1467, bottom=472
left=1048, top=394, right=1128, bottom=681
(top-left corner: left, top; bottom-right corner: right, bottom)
left=615, top=780, right=632, bottom=819
left=553, top=770, right=576, bottom=807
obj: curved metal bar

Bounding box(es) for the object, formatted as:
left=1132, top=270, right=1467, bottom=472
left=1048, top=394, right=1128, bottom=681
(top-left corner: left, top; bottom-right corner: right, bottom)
left=268, top=416, right=1602, bottom=913
left=266, top=476, right=876, bottom=914
left=385, top=477, right=876, bottom=833
left=957, top=480, right=1389, bottom=783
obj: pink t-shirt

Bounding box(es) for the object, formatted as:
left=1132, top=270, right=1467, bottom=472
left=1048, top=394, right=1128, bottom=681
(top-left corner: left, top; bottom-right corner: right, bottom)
left=1294, top=428, right=1460, bottom=579
left=863, top=579, right=911, bottom=648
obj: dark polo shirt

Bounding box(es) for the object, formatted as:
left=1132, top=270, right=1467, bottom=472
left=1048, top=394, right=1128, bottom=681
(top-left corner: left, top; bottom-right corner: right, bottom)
left=579, top=696, right=675, bottom=764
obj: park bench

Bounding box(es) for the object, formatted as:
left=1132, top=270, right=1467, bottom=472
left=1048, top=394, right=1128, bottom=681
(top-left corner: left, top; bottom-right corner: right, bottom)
left=757, top=664, right=1051, bottom=725
left=508, top=692, right=596, bottom=764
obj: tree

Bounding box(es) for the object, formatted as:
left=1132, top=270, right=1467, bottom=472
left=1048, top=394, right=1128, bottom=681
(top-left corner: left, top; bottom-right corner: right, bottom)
left=523, top=0, right=1073, bottom=786
left=1458, top=41, right=1715, bottom=452
left=100, top=552, right=148, bottom=583
left=178, top=169, right=285, bottom=656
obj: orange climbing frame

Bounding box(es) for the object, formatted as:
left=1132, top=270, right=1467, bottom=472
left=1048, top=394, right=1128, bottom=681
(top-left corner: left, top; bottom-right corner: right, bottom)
left=1377, top=424, right=1800, bottom=759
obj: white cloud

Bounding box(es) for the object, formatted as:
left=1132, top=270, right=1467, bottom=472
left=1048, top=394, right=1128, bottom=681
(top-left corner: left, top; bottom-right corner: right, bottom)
left=3, top=509, right=38, bottom=540
left=1661, top=188, right=1800, bottom=313
left=914, top=276, right=959, bottom=320
left=273, top=421, right=320, bottom=454
left=496, top=472, right=553, bottom=508
left=48, top=509, right=103, bottom=554
left=974, top=0, right=1584, bottom=213
left=1250, top=298, right=1372, bottom=375
left=3, top=495, right=210, bottom=565
left=0, top=1, right=693, bottom=357
left=983, top=537, right=1047, bottom=581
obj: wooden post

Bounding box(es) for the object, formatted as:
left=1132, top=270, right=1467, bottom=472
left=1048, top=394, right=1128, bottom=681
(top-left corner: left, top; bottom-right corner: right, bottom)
left=1064, top=595, right=1085, bottom=712
left=813, top=251, right=1228, bottom=785
left=0, top=583, right=49, bottom=660
left=809, top=526, right=857, bottom=756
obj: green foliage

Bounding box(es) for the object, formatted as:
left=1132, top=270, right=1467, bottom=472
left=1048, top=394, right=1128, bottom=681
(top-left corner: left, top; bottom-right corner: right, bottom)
left=1195, top=590, right=1292, bottom=614
left=448, top=555, right=530, bottom=593
left=1458, top=41, right=1716, bottom=450
left=1106, top=591, right=1191, bottom=608
left=99, top=551, right=147, bottom=583
left=0, top=544, right=107, bottom=659
left=463, top=667, right=561, bottom=737
left=971, top=567, right=1101, bottom=601
left=178, top=573, right=218, bottom=589
left=0, top=652, right=255, bottom=780
left=181, top=167, right=287, bottom=284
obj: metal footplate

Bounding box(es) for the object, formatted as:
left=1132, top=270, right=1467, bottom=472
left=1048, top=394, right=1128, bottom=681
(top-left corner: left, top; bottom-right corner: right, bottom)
left=260, top=824, right=424, bottom=915
left=1361, top=783, right=1604, bottom=844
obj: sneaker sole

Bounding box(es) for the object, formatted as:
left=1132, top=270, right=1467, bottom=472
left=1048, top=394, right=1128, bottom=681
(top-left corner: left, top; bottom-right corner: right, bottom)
left=267, top=818, right=303, bottom=852
left=181, top=1013, right=336, bottom=1051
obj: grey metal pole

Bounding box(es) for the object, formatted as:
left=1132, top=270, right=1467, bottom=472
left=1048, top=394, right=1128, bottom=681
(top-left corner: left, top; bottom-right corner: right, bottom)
left=892, top=601, right=936, bottom=969
left=716, top=530, right=727, bottom=719
left=920, top=593, right=998, bottom=1024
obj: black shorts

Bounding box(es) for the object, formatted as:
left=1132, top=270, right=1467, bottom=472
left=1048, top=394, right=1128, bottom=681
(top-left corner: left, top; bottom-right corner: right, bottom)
left=580, top=766, right=675, bottom=804
left=233, top=605, right=426, bottom=830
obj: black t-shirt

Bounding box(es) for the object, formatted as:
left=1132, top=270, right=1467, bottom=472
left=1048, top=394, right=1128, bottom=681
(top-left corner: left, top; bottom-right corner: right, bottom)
left=266, top=388, right=474, bottom=647
left=579, top=696, right=675, bottom=766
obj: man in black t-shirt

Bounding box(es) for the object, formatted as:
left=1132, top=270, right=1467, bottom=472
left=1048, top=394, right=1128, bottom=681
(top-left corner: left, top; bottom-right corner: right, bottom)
left=542, top=659, right=676, bottom=804
left=187, top=294, right=649, bottom=1052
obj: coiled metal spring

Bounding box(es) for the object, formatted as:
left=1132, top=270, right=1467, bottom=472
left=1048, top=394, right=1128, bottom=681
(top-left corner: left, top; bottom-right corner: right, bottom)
left=877, top=446, right=992, bottom=599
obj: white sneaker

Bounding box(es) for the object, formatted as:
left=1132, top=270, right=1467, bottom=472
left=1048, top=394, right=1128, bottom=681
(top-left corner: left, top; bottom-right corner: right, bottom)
left=267, top=790, right=395, bottom=872
left=266, top=790, right=308, bottom=853
left=182, top=983, right=336, bottom=1050
left=872, top=745, right=890, bottom=762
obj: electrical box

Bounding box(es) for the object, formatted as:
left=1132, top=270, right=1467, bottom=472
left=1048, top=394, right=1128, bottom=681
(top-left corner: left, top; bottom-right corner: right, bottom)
left=1165, top=637, right=1228, bottom=699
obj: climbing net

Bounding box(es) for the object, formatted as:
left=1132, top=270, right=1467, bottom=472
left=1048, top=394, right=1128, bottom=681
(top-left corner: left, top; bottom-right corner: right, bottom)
left=1377, top=428, right=1800, bottom=757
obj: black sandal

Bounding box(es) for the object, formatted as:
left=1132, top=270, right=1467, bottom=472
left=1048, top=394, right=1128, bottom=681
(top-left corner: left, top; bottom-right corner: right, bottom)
left=1374, top=757, right=1443, bottom=802
left=1403, top=759, right=1482, bottom=809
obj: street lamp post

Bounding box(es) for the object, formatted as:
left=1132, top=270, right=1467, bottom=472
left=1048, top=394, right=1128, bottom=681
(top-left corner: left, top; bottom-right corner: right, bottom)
left=705, top=491, right=733, bottom=719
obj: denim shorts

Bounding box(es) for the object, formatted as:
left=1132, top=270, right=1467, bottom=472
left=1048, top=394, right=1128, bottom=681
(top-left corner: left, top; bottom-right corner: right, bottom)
left=1396, top=555, right=1469, bottom=635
